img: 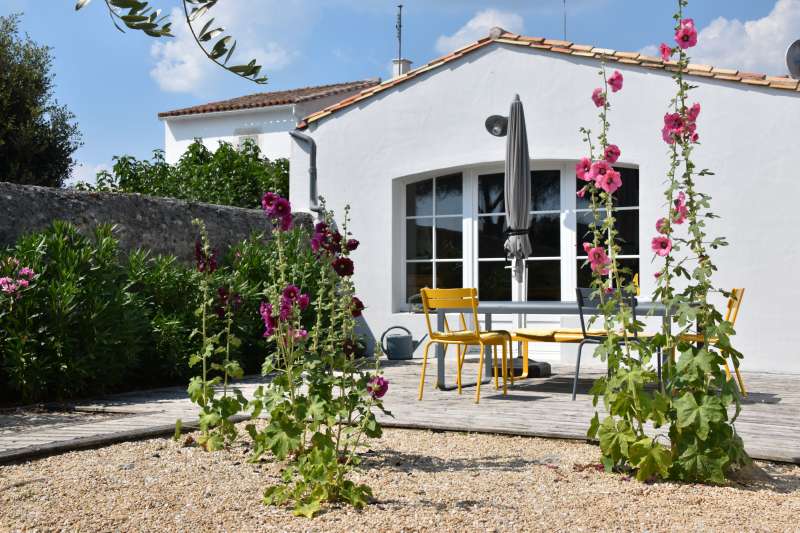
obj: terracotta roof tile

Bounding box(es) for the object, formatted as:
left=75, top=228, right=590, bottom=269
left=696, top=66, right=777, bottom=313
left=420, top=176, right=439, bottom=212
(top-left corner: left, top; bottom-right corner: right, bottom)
left=298, top=30, right=800, bottom=129
left=158, top=79, right=380, bottom=118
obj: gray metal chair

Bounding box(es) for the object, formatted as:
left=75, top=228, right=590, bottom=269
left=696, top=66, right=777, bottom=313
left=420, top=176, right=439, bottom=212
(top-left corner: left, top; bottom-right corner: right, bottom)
left=572, top=287, right=660, bottom=400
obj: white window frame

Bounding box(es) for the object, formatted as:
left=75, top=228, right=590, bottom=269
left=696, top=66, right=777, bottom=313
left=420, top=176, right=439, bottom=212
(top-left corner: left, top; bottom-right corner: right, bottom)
left=395, top=161, right=639, bottom=311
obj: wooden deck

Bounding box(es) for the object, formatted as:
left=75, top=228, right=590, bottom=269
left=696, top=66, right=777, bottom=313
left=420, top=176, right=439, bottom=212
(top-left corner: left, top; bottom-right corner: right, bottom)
left=378, top=358, right=800, bottom=464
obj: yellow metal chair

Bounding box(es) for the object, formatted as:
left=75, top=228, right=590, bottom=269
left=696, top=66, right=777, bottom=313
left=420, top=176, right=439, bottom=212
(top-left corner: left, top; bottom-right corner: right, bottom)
left=418, top=287, right=512, bottom=404
left=679, top=288, right=746, bottom=396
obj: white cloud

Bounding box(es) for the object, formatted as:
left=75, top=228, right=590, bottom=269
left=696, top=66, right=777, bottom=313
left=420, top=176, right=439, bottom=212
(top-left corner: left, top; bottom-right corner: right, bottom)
left=640, top=0, right=800, bottom=76
left=149, top=5, right=296, bottom=94
left=66, top=162, right=111, bottom=187
left=435, top=9, right=524, bottom=54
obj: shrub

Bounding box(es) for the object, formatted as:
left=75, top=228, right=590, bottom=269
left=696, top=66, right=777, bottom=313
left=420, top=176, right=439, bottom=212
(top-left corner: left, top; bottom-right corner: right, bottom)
left=75, top=139, right=288, bottom=209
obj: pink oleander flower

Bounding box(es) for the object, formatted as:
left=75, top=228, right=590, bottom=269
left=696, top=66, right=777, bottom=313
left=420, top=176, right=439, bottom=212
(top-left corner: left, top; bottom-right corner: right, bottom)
left=608, top=70, right=623, bottom=92
left=673, top=192, right=688, bottom=224
left=604, top=144, right=621, bottom=164
left=367, top=375, right=389, bottom=399
left=18, top=267, right=35, bottom=279
left=596, top=168, right=622, bottom=194
left=17, top=279, right=29, bottom=289
left=332, top=257, right=354, bottom=277
left=675, top=19, right=698, bottom=49
left=0, top=277, right=17, bottom=295
left=351, top=296, right=365, bottom=317
left=576, top=157, right=592, bottom=181
left=659, top=43, right=672, bottom=62
left=591, top=88, right=606, bottom=108
left=656, top=217, right=669, bottom=234
left=346, top=238, right=360, bottom=251
left=687, top=102, right=701, bottom=122
left=651, top=236, right=673, bottom=257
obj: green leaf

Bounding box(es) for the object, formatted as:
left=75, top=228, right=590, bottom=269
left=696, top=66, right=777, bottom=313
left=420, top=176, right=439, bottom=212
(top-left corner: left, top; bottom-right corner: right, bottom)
left=629, top=438, right=671, bottom=481
left=293, top=498, right=322, bottom=518
left=587, top=412, right=600, bottom=440
left=674, top=392, right=725, bottom=440
left=173, top=418, right=183, bottom=441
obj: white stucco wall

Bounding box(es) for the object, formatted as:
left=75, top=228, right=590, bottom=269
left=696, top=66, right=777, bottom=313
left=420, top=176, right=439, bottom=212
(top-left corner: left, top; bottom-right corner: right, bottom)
left=290, top=43, right=800, bottom=373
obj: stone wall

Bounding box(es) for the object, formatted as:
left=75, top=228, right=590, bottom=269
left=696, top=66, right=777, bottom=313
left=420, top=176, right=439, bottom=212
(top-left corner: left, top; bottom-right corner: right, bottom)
left=0, top=182, right=311, bottom=262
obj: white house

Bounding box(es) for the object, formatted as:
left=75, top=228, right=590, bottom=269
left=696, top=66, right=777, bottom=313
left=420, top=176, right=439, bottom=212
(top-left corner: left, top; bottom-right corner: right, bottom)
left=158, top=79, right=380, bottom=163
left=288, top=28, right=800, bottom=373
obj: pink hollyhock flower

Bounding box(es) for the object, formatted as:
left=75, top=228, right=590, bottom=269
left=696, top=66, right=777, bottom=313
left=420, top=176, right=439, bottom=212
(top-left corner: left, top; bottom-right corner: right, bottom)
left=332, top=257, right=354, bottom=277
left=346, top=238, right=360, bottom=251
left=661, top=125, right=675, bottom=145
left=673, top=192, right=688, bottom=224
left=659, top=43, right=672, bottom=62
left=680, top=18, right=696, bottom=29
left=259, top=302, right=277, bottom=337
left=367, top=376, right=389, bottom=399
left=608, top=70, right=623, bottom=92
left=575, top=157, right=592, bottom=181
left=582, top=242, right=592, bottom=255
left=604, top=144, right=621, bottom=164
left=576, top=187, right=587, bottom=199
left=297, top=293, right=310, bottom=311
left=292, top=328, right=308, bottom=341
left=675, top=21, right=698, bottom=49
left=651, top=236, right=673, bottom=257
left=587, top=246, right=610, bottom=274
left=261, top=192, right=278, bottom=213
left=664, top=112, right=684, bottom=132
left=588, top=160, right=611, bottom=181
left=591, top=88, right=606, bottom=108
left=687, top=102, right=701, bottom=122
left=656, top=217, right=669, bottom=234
left=596, top=168, right=622, bottom=194
left=351, top=296, right=365, bottom=317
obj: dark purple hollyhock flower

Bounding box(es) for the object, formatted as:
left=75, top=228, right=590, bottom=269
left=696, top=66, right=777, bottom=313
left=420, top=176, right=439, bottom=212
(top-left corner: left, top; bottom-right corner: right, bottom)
left=282, top=284, right=301, bottom=301
left=346, top=239, right=360, bottom=251
left=342, top=339, right=357, bottom=355
left=351, top=296, right=365, bottom=317
left=367, top=376, right=389, bottom=399
left=259, top=301, right=276, bottom=337
left=332, top=257, right=354, bottom=277
left=261, top=192, right=278, bottom=213
left=297, top=293, right=310, bottom=311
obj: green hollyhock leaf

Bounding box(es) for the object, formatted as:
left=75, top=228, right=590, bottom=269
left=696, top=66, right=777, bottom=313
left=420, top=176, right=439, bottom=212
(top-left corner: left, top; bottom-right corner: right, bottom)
left=598, top=416, right=636, bottom=465
left=630, top=438, right=671, bottom=481
left=675, top=392, right=725, bottom=440
left=587, top=412, right=600, bottom=440
left=293, top=498, right=322, bottom=518
left=676, top=440, right=728, bottom=484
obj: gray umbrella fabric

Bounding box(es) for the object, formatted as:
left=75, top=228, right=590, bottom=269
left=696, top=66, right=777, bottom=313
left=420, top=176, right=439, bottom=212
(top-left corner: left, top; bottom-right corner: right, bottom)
left=503, top=94, right=532, bottom=283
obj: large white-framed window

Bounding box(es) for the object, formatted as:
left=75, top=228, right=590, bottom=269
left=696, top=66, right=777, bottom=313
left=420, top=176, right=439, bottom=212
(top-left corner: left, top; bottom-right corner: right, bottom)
left=397, top=163, right=640, bottom=309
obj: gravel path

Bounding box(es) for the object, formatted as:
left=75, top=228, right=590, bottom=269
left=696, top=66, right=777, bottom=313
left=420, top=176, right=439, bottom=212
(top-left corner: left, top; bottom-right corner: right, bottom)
left=1, top=423, right=798, bottom=532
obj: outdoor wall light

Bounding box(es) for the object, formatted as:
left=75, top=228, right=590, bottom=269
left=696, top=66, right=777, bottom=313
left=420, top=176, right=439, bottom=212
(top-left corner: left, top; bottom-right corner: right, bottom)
left=485, top=115, right=508, bottom=137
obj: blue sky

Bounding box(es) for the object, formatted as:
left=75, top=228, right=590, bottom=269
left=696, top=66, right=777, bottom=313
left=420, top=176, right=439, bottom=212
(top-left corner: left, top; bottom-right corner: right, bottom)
left=2, top=0, right=797, bottom=182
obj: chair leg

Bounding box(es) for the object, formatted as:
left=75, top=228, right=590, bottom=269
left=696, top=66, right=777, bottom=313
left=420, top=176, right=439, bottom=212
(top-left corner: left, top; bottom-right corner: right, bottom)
left=723, top=360, right=732, bottom=381
left=734, top=363, right=747, bottom=397
left=501, top=341, right=508, bottom=395
left=572, top=340, right=585, bottom=401
left=456, top=345, right=464, bottom=394
left=418, top=341, right=432, bottom=401
left=493, top=345, right=499, bottom=390
left=476, top=344, right=485, bottom=404
left=442, top=343, right=450, bottom=392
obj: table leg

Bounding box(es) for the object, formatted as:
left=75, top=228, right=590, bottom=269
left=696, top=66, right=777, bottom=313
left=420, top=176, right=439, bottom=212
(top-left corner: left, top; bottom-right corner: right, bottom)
left=435, top=309, right=492, bottom=391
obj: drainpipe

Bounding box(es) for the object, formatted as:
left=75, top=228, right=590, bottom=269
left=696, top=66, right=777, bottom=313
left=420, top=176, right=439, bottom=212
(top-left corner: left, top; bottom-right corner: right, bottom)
left=289, top=130, right=321, bottom=213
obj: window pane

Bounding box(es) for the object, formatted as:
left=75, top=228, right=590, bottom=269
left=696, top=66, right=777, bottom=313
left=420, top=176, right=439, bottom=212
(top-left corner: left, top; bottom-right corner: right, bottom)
left=406, top=218, right=432, bottom=259
left=529, top=213, right=560, bottom=258
left=617, top=258, right=639, bottom=286
left=479, top=261, right=510, bottom=301
left=531, top=170, right=560, bottom=211
left=436, top=217, right=462, bottom=259
left=576, top=259, right=593, bottom=289
left=436, top=173, right=463, bottom=215
left=406, top=179, right=433, bottom=216
left=478, top=173, right=505, bottom=214
left=478, top=215, right=506, bottom=258
left=615, top=210, right=639, bottom=255
left=527, top=260, right=560, bottom=301
left=616, top=168, right=639, bottom=208
left=436, top=262, right=463, bottom=289
left=406, top=263, right=432, bottom=304
left=575, top=210, right=605, bottom=255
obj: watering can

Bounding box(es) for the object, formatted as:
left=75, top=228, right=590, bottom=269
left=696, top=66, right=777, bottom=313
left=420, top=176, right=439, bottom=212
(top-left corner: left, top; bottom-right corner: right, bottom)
left=380, top=326, right=427, bottom=360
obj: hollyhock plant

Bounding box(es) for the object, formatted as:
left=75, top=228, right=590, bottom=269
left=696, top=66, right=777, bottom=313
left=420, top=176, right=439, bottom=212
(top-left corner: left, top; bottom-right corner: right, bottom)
left=656, top=217, right=669, bottom=234
left=260, top=301, right=277, bottom=337
left=608, top=70, right=623, bottom=92
left=673, top=191, right=688, bottom=224
left=332, top=257, right=354, bottom=277
left=346, top=238, right=360, bottom=251
left=261, top=192, right=293, bottom=232
left=576, top=157, right=592, bottom=181
left=675, top=18, right=697, bottom=49
left=367, top=376, right=389, bottom=399
left=297, top=293, right=310, bottom=311
left=651, top=236, right=672, bottom=257
left=604, top=144, right=621, bottom=164
left=351, top=296, right=365, bottom=317
left=596, top=168, right=622, bottom=194
left=194, top=239, right=218, bottom=273
left=660, top=43, right=672, bottom=62
left=591, top=88, right=606, bottom=108
left=588, top=160, right=611, bottom=182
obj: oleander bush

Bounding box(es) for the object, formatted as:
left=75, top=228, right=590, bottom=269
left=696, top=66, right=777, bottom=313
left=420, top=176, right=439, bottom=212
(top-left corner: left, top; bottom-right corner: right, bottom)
left=75, top=139, right=288, bottom=209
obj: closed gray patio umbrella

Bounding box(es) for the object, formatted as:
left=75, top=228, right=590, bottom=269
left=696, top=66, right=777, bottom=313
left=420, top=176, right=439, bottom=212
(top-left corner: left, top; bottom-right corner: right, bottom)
left=503, top=94, right=532, bottom=284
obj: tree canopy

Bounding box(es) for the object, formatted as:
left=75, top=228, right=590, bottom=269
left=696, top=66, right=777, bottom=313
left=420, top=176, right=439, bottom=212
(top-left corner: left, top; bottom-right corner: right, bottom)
left=0, top=14, right=82, bottom=187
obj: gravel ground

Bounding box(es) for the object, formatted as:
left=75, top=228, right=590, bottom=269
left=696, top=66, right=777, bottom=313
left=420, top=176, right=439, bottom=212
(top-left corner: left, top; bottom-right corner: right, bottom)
left=1, top=422, right=798, bottom=532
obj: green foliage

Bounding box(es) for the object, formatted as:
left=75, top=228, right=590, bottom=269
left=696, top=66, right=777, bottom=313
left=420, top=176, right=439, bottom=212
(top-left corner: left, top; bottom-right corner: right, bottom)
left=247, top=200, right=389, bottom=517
left=75, top=0, right=269, bottom=84
left=0, top=14, right=82, bottom=187
left=76, top=139, right=288, bottom=209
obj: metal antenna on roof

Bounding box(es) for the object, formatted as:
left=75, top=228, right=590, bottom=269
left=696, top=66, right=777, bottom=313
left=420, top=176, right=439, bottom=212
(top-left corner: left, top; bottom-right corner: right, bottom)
left=563, top=0, right=567, bottom=40
left=396, top=5, right=403, bottom=62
